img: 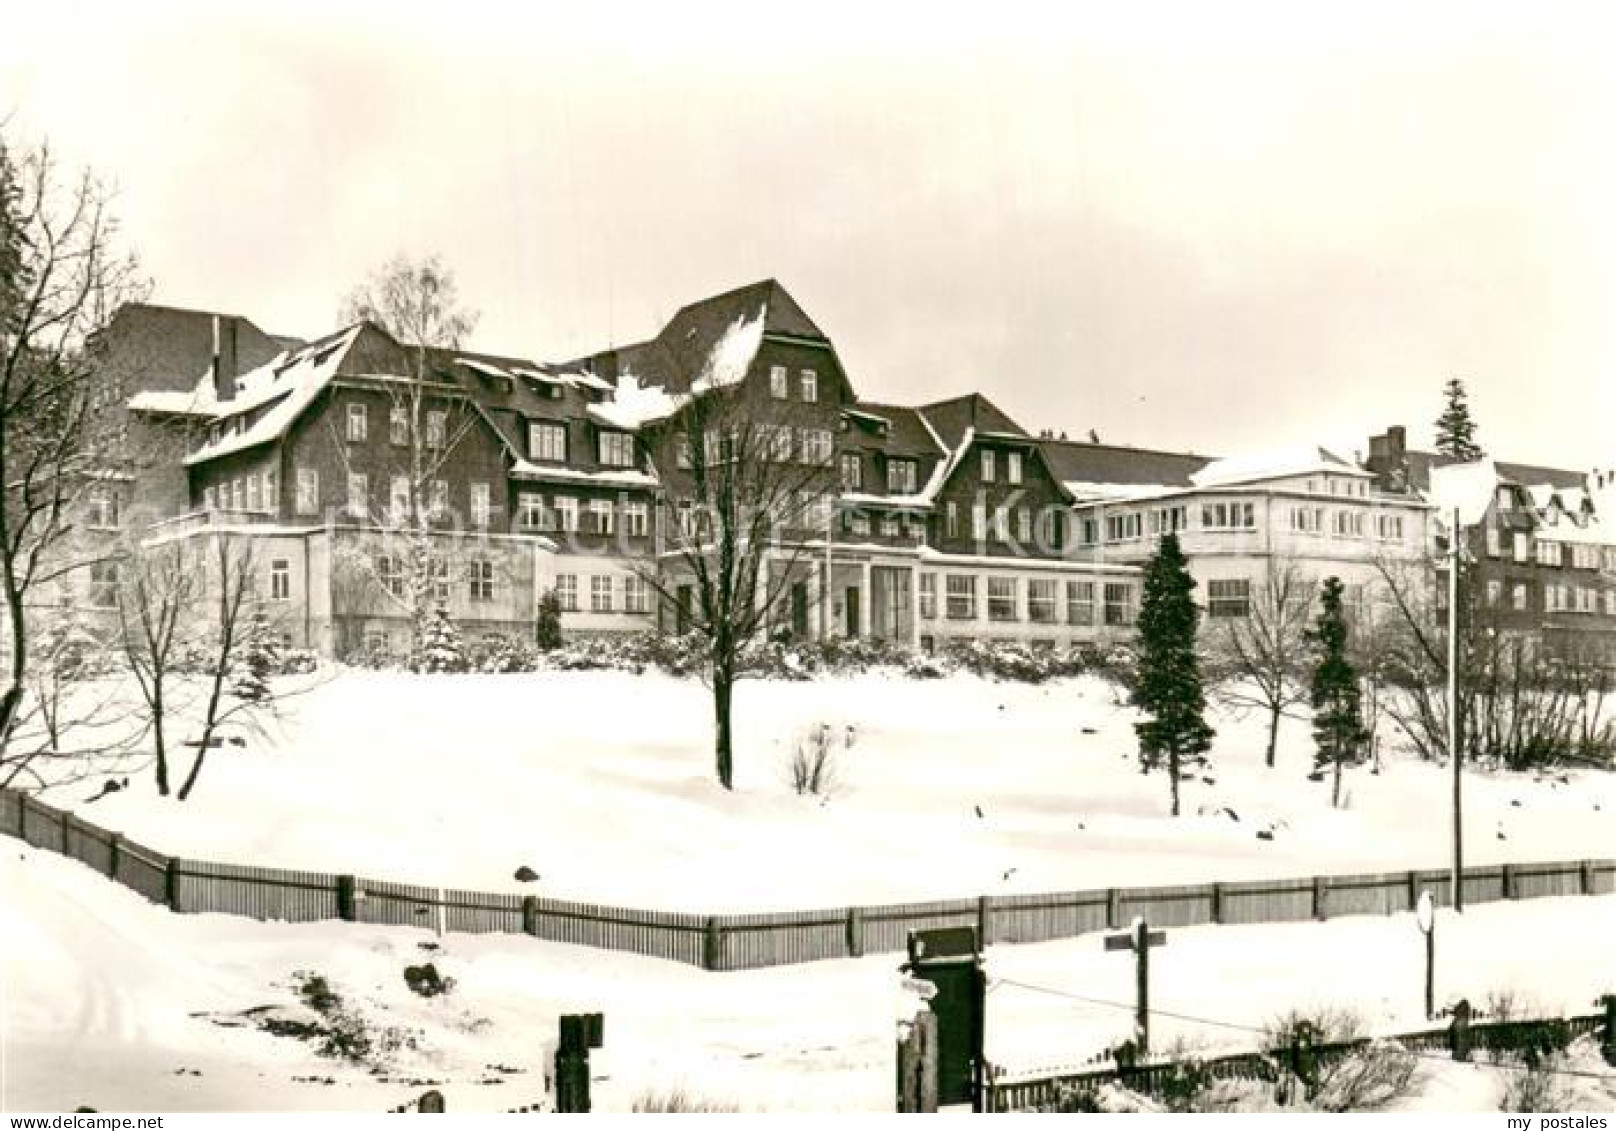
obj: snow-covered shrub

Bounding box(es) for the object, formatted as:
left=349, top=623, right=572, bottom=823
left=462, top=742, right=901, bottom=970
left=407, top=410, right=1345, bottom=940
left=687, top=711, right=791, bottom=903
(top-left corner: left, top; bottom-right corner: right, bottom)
left=549, top=634, right=651, bottom=673
left=469, top=635, right=539, bottom=674
left=640, top=631, right=708, bottom=676
left=230, top=610, right=281, bottom=703
left=411, top=606, right=467, bottom=674
left=788, top=722, right=841, bottom=796
left=278, top=648, right=319, bottom=675
left=1502, top=1052, right=1572, bottom=1113
left=947, top=639, right=1086, bottom=683
left=1263, top=1004, right=1364, bottom=1047
left=1311, top=1040, right=1416, bottom=1112
left=632, top=1089, right=740, bottom=1113
left=904, top=651, right=951, bottom=679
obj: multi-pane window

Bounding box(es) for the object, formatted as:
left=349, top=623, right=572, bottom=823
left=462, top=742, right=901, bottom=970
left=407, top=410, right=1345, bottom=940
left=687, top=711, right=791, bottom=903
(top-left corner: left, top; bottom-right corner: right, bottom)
left=759, top=424, right=794, bottom=462
left=971, top=504, right=988, bottom=541
left=887, top=459, right=918, bottom=494
left=1106, top=513, right=1142, bottom=542
left=1290, top=506, right=1323, bottom=534
left=1572, top=544, right=1601, bottom=570
left=919, top=573, right=937, bottom=619
left=555, top=496, right=579, bottom=532
left=88, top=492, right=121, bottom=529
left=470, top=482, right=491, bottom=527
left=624, top=501, right=649, bottom=538
left=590, top=499, right=615, bottom=535
left=798, top=428, right=833, bottom=465
left=1331, top=510, right=1364, bottom=538
left=1028, top=579, right=1057, bottom=623
left=1485, top=525, right=1502, bottom=556
left=591, top=574, right=614, bottom=612
left=945, top=574, right=977, bottom=620
left=1537, top=540, right=1563, bottom=567
left=296, top=467, right=319, bottom=516
left=429, top=479, right=448, bottom=518
left=624, top=575, right=650, bottom=614
left=425, top=410, right=446, bottom=449
left=390, top=404, right=408, bottom=445
left=376, top=555, right=405, bottom=599
left=1486, top=579, right=1504, bottom=607
left=554, top=573, right=578, bottom=611
left=468, top=559, right=495, bottom=602
left=1375, top=514, right=1404, bottom=541
left=270, top=559, right=291, bottom=600
left=946, top=501, right=959, bottom=539
left=1016, top=507, right=1033, bottom=543
left=599, top=431, right=635, bottom=468
left=770, top=365, right=788, bottom=399
left=673, top=432, right=692, bottom=469
left=992, top=505, right=1010, bottom=542
left=987, top=577, right=1018, bottom=621
left=981, top=450, right=996, bottom=482
left=1207, top=578, right=1252, bottom=618
left=1202, top=501, right=1256, bottom=530
left=880, top=515, right=901, bottom=537
left=529, top=420, right=567, bottom=462
left=517, top=493, right=547, bottom=530
left=246, top=475, right=260, bottom=511
left=1103, top=582, right=1135, bottom=626
left=799, top=369, right=818, bottom=402
left=346, top=472, right=368, bottom=516
left=346, top=402, right=367, bottom=442
left=840, top=452, right=863, bottom=491
left=1513, top=532, right=1530, bottom=563
left=1007, top=451, right=1023, bottom=485
left=89, top=560, right=119, bottom=608
left=1513, top=582, right=1529, bottom=611
left=846, top=512, right=871, bottom=536
left=1149, top=506, right=1187, bottom=536
left=1067, top=580, right=1095, bottom=625
left=389, top=475, right=410, bottom=521
left=431, top=558, right=451, bottom=603
left=264, top=468, right=279, bottom=512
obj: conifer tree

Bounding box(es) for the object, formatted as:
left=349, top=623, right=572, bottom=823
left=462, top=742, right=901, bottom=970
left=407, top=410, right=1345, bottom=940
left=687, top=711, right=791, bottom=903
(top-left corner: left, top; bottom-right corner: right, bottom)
left=1132, top=532, right=1214, bottom=816
left=414, top=604, right=466, bottom=673
left=230, top=610, right=281, bottom=704
left=1308, top=576, right=1368, bottom=808
left=533, top=589, right=563, bottom=652
left=1434, top=377, right=1483, bottom=461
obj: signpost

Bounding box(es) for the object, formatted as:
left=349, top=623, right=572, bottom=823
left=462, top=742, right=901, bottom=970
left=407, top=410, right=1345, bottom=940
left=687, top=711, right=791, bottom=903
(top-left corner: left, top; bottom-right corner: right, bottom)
left=904, top=927, right=985, bottom=1111
left=1104, top=916, right=1167, bottom=1055
left=1416, top=890, right=1436, bottom=1018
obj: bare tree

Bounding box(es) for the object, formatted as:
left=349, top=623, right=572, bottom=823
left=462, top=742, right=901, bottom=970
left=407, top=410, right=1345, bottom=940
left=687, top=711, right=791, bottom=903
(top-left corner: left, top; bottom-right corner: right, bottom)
left=636, top=383, right=835, bottom=789
left=1208, top=559, right=1313, bottom=768
left=0, top=137, right=146, bottom=751
left=337, top=253, right=481, bottom=659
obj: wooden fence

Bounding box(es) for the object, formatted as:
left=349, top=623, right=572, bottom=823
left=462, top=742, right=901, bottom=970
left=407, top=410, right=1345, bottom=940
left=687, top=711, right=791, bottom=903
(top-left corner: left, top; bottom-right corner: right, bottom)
left=2, top=786, right=1612, bottom=972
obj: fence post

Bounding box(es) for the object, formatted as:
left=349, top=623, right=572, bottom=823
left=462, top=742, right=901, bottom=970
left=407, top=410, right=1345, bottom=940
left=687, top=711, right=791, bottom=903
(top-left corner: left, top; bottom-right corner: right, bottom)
left=1210, top=882, right=1224, bottom=925
left=165, top=857, right=183, bottom=913
left=1312, top=875, right=1328, bottom=921
left=108, top=832, right=123, bottom=879
left=523, top=895, right=539, bottom=936
left=1407, top=870, right=1419, bottom=911
left=17, top=792, right=28, bottom=843
left=977, top=895, right=992, bottom=947
left=1106, top=888, right=1121, bottom=930
left=1581, top=860, right=1594, bottom=896
left=1449, top=999, right=1472, bottom=1062
left=1502, top=863, right=1516, bottom=900
left=337, top=875, right=357, bottom=922
left=555, top=1013, right=600, bottom=1113
left=60, top=809, right=73, bottom=855
left=896, top=1007, right=939, bottom=1113
left=1601, top=994, right=1615, bottom=1066
left=846, top=907, right=864, bottom=959
left=703, top=916, right=723, bottom=971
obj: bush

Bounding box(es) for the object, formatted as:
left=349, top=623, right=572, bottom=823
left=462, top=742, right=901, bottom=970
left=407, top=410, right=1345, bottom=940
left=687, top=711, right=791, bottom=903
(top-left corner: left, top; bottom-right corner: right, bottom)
left=534, top=589, right=563, bottom=652
left=1502, top=1054, right=1572, bottom=1113
left=788, top=722, right=841, bottom=796
left=631, top=1089, right=741, bottom=1113
left=468, top=636, right=539, bottom=674
left=278, top=648, right=320, bottom=675
left=1311, top=1040, right=1417, bottom=1112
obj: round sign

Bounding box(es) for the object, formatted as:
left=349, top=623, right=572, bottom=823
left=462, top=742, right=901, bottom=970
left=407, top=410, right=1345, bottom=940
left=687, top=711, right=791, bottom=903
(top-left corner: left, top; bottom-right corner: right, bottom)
left=1416, top=890, right=1434, bottom=933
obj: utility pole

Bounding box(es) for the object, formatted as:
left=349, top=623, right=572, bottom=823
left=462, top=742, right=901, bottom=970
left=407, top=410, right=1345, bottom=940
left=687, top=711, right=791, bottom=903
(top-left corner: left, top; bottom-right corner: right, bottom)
left=1447, top=506, right=1463, bottom=911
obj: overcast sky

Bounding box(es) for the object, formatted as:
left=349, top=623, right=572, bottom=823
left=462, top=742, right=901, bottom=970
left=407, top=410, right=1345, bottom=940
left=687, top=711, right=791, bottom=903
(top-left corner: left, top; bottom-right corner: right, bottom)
left=4, top=0, right=1613, bottom=468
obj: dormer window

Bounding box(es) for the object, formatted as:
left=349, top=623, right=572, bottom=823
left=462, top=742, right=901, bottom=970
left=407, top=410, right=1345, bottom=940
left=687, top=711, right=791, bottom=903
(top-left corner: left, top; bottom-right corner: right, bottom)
left=981, top=450, right=996, bottom=483
left=346, top=402, right=368, bottom=442
left=528, top=420, right=567, bottom=462
left=599, top=431, right=635, bottom=468
left=887, top=458, right=918, bottom=494
left=1007, top=451, right=1023, bottom=485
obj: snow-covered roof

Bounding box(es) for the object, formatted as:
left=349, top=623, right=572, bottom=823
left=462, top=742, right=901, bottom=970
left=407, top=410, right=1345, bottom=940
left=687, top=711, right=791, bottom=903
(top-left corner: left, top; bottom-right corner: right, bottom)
left=844, top=407, right=892, bottom=431
left=1063, top=480, right=1186, bottom=505
left=1189, top=445, right=1368, bottom=490
left=510, top=461, right=659, bottom=489
left=585, top=374, right=684, bottom=432
left=459, top=357, right=514, bottom=381
left=127, top=388, right=214, bottom=416
left=839, top=491, right=932, bottom=511
left=688, top=307, right=764, bottom=395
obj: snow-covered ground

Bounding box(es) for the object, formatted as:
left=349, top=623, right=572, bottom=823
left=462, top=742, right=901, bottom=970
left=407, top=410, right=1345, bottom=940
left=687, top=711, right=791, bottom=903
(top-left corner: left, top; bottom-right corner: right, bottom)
left=3, top=844, right=1612, bottom=1112
left=33, top=669, right=1616, bottom=912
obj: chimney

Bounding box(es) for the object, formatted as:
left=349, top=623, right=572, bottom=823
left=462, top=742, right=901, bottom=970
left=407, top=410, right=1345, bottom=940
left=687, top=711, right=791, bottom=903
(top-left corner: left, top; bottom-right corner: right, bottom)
left=211, top=314, right=239, bottom=402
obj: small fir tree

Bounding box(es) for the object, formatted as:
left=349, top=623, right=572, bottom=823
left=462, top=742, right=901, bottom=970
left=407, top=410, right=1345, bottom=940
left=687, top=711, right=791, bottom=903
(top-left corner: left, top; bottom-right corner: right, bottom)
left=230, top=610, right=281, bottom=703
left=533, top=589, right=563, bottom=652
left=1132, top=532, right=1215, bottom=816
left=414, top=604, right=466, bottom=673
left=1434, top=377, right=1483, bottom=461
left=1308, top=577, right=1369, bottom=808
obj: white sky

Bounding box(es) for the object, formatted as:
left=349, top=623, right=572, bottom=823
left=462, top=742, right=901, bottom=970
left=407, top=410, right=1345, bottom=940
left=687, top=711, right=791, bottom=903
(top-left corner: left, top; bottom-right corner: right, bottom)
left=3, top=0, right=1613, bottom=468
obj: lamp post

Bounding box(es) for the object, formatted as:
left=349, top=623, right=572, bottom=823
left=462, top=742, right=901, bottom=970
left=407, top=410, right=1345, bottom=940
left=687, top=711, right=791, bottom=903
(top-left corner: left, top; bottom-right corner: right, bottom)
left=1416, top=889, right=1436, bottom=1018
left=1447, top=506, right=1463, bottom=911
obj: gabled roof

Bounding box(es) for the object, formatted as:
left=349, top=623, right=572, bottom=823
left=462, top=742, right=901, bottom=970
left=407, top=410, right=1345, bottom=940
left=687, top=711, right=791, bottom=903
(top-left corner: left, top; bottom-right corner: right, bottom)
left=1038, top=438, right=1213, bottom=501
left=1495, top=460, right=1587, bottom=492
left=99, top=302, right=295, bottom=396
left=844, top=400, right=950, bottom=460
left=915, top=393, right=1028, bottom=448
left=1189, top=444, right=1368, bottom=490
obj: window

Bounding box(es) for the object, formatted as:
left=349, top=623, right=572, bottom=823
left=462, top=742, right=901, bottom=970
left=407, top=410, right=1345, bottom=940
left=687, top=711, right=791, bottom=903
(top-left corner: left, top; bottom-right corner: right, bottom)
left=599, top=431, right=635, bottom=468
left=880, top=515, right=901, bottom=537
left=390, top=404, right=408, bottom=446
left=945, top=575, right=977, bottom=620
left=1029, top=579, right=1057, bottom=623
left=1376, top=514, right=1404, bottom=541
left=1104, top=582, right=1135, bottom=626
left=296, top=467, right=318, bottom=516
left=624, top=575, right=650, bottom=614
left=555, top=496, right=579, bottom=532
left=270, top=559, right=291, bottom=600
left=1537, top=540, right=1564, bottom=567
left=528, top=421, right=567, bottom=462
left=590, top=498, right=615, bottom=535
left=425, top=410, right=446, bottom=448
left=946, top=501, right=959, bottom=539
left=1290, top=506, right=1323, bottom=534
left=376, top=555, right=405, bottom=599
left=760, top=424, right=794, bottom=462
left=1017, top=507, right=1033, bottom=543
left=346, top=402, right=367, bottom=442
left=992, top=505, right=1010, bottom=542
left=517, top=492, right=548, bottom=530
left=1485, top=525, right=1502, bottom=557
left=88, top=492, right=121, bottom=530
left=1486, top=579, right=1503, bottom=607
left=971, top=503, right=987, bottom=541
left=988, top=577, right=1018, bottom=622
left=1331, top=510, right=1364, bottom=538
left=264, top=468, right=279, bottom=512
left=1202, top=501, right=1256, bottom=530
left=1007, top=451, right=1023, bottom=485
left=1106, top=512, right=1143, bottom=542
left=470, top=482, right=491, bottom=527
left=799, top=369, right=818, bottom=402
left=468, top=559, right=495, bottom=602
left=840, top=453, right=863, bottom=491
left=798, top=428, right=833, bottom=465
left=429, top=479, right=448, bottom=518
left=1207, top=578, right=1251, bottom=618
left=846, top=511, right=871, bottom=536
left=346, top=472, right=368, bottom=516
left=89, top=560, right=119, bottom=608
left=919, top=573, right=937, bottom=619
left=1150, top=506, right=1188, bottom=536
left=591, top=574, right=614, bottom=613
left=625, top=501, right=649, bottom=538
left=1573, top=544, right=1601, bottom=570
left=430, top=558, right=451, bottom=603
left=1512, top=582, right=1529, bottom=611
left=389, top=475, right=410, bottom=521
left=887, top=458, right=918, bottom=494
left=981, top=449, right=996, bottom=483
left=1079, top=517, right=1099, bottom=546
left=1067, top=580, right=1095, bottom=626
left=246, top=475, right=260, bottom=511
left=1513, top=532, right=1530, bottom=563
left=673, top=432, right=692, bottom=469
left=770, top=365, right=788, bottom=399
left=203, top=486, right=216, bottom=511
left=554, top=574, right=578, bottom=611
